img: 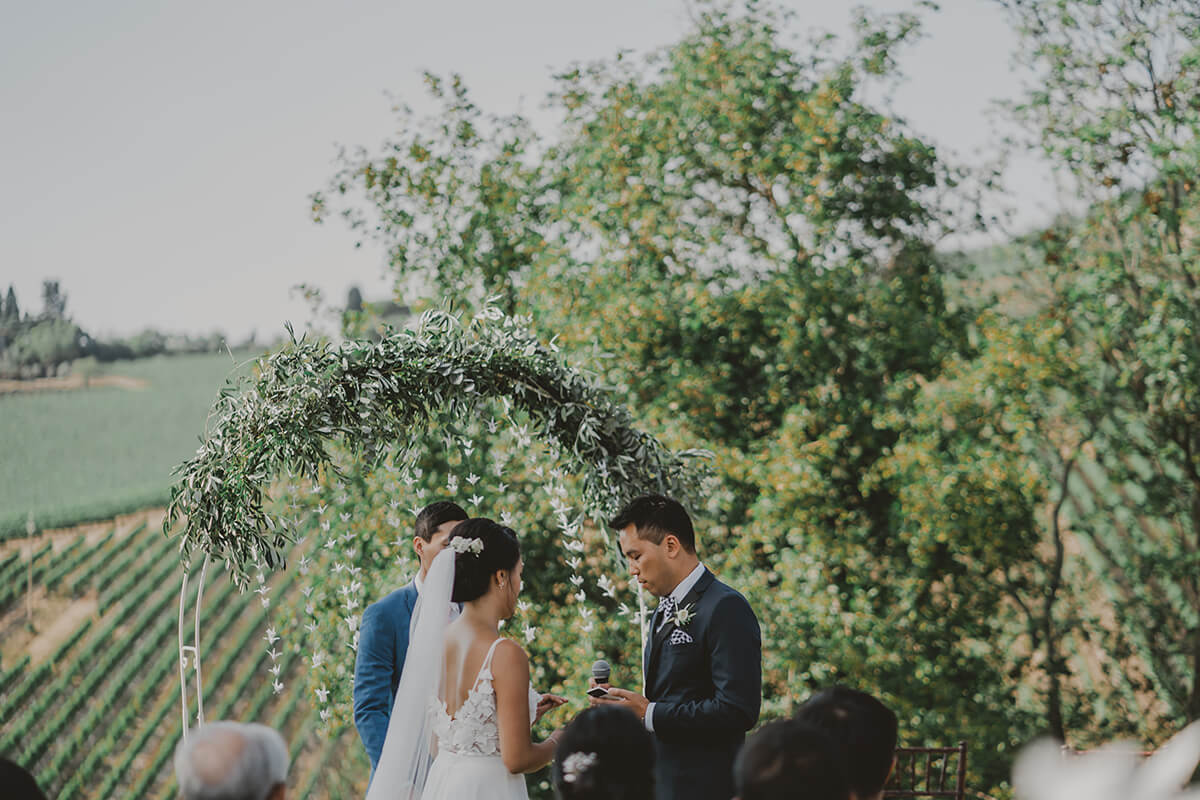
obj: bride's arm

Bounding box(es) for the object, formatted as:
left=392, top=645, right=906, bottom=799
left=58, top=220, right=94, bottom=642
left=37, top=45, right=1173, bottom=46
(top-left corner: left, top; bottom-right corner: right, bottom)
left=492, top=639, right=560, bottom=774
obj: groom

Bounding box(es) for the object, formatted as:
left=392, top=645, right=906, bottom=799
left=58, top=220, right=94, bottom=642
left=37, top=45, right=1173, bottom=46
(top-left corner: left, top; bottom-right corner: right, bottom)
left=593, top=494, right=762, bottom=800
left=353, top=500, right=468, bottom=772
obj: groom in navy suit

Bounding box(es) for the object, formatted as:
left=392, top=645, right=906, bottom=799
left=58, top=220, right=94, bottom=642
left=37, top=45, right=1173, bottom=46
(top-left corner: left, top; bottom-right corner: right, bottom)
left=594, top=495, right=762, bottom=800
left=353, top=500, right=468, bottom=772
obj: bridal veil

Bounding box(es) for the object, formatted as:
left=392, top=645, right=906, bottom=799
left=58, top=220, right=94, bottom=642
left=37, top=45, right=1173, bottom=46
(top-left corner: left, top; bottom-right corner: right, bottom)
left=364, top=548, right=455, bottom=800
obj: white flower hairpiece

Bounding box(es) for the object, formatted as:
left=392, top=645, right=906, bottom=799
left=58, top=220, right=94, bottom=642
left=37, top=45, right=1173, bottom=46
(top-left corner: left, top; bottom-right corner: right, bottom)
left=562, top=751, right=598, bottom=784
left=450, top=536, right=484, bottom=555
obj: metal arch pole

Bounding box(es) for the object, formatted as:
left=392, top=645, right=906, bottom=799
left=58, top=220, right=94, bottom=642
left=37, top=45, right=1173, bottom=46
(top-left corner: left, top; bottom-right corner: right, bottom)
left=638, top=583, right=647, bottom=693
left=178, top=566, right=191, bottom=736
left=193, top=556, right=209, bottom=725
left=178, top=554, right=210, bottom=740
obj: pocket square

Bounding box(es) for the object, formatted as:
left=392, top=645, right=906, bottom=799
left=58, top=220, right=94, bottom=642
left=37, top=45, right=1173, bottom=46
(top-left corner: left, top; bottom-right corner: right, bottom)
left=669, top=629, right=693, bottom=645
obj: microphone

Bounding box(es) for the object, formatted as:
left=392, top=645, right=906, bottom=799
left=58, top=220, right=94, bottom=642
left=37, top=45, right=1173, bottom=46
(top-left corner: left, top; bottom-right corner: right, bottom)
left=591, top=659, right=611, bottom=685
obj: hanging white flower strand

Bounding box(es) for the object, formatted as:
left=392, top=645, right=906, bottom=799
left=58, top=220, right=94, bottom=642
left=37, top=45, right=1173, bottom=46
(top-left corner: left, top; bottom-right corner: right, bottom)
left=544, top=470, right=596, bottom=635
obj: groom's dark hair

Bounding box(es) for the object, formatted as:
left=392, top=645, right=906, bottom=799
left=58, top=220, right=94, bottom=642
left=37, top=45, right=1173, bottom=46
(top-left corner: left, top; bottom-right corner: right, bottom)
left=734, top=719, right=848, bottom=800
left=414, top=500, right=468, bottom=542
left=795, top=687, right=898, bottom=800
left=609, top=494, right=696, bottom=553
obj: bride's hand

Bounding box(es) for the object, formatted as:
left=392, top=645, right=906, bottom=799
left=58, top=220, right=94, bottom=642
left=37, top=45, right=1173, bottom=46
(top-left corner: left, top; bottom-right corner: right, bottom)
left=534, top=693, right=568, bottom=723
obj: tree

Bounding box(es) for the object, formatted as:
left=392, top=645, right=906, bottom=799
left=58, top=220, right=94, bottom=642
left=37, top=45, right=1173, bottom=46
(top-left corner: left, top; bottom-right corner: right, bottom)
left=318, top=2, right=1042, bottom=789
left=346, top=286, right=363, bottom=312
left=4, top=318, right=83, bottom=371
left=73, top=355, right=100, bottom=388
left=2, top=285, right=17, bottom=322
left=41, top=280, right=66, bottom=320
left=879, top=308, right=1126, bottom=746
left=1002, top=0, right=1200, bottom=732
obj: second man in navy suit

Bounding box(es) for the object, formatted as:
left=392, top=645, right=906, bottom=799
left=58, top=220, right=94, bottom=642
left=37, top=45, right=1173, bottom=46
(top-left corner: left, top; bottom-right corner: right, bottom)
left=353, top=500, right=468, bottom=772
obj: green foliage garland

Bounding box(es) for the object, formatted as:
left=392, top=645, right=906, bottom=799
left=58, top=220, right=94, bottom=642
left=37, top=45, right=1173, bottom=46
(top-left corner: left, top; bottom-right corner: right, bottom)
left=166, top=305, right=707, bottom=583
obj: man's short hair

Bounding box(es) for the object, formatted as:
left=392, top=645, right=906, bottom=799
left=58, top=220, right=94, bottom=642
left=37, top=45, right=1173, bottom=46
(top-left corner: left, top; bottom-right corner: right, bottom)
left=795, top=687, right=899, bottom=799
left=174, top=721, right=289, bottom=800
left=734, top=719, right=849, bottom=800
left=414, top=500, right=468, bottom=542
left=609, top=494, right=696, bottom=553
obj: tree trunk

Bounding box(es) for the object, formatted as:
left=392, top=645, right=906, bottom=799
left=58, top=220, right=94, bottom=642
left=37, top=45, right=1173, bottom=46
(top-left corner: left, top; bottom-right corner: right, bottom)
left=1188, top=487, right=1200, bottom=721
left=1043, top=457, right=1074, bottom=741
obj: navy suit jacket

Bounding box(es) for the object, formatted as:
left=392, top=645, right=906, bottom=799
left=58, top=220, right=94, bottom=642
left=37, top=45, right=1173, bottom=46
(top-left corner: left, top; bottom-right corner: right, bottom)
left=353, top=581, right=419, bottom=772
left=644, top=570, right=762, bottom=800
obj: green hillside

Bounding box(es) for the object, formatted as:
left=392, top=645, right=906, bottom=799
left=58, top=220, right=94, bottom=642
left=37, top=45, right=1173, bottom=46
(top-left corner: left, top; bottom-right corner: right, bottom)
left=0, top=519, right=364, bottom=798
left=0, top=352, right=255, bottom=538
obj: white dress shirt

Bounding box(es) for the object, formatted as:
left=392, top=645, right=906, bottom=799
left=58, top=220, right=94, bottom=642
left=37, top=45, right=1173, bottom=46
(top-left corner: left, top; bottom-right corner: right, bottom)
left=644, top=563, right=707, bottom=732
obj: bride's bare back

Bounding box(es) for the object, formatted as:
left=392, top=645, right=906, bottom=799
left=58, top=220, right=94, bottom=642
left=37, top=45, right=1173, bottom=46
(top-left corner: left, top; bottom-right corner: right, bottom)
left=442, top=620, right=507, bottom=718
left=437, top=616, right=558, bottom=776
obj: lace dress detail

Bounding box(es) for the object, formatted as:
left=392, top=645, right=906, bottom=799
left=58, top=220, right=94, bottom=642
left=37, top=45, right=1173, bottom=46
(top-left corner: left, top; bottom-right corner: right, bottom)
left=431, top=638, right=540, bottom=758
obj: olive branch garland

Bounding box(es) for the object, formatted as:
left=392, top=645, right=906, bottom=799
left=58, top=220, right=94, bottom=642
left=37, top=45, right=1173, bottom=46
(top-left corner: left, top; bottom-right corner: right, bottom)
left=166, top=304, right=709, bottom=585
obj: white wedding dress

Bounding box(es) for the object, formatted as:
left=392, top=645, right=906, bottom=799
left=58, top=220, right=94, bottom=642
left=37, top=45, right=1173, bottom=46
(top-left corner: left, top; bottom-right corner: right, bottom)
left=421, top=637, right=540, bottom=800
left=364, top=551, right=539, bottom=800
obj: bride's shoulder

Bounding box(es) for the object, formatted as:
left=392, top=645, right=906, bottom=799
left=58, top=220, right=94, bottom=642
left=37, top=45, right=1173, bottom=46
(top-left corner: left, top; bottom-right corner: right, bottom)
left=488, top=637, right=530, bottom=671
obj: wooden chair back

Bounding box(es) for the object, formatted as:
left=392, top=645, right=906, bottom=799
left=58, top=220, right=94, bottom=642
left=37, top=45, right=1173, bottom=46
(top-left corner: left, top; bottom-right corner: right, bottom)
left=883, top=741, right=968, bottom=800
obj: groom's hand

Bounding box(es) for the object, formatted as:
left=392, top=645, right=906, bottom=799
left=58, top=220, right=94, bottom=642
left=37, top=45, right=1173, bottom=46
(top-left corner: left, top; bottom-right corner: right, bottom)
left=592, top=687, right=650, bottom=722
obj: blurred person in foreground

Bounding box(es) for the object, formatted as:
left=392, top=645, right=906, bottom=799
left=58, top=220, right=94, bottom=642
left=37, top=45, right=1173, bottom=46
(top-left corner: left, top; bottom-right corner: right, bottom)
left=174, top=720, right=289, bottom=800
left=0, top=757, right=49, bottom=800
left=553, top=705, right=656, bottom=800
left=733, top=718, right=849, bottom=800
left=795, top=686, right=899, bottom=800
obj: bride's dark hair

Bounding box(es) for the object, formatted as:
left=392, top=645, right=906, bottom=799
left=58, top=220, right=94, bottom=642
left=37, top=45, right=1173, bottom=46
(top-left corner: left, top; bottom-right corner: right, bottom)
left=448, top=518, right=521, bottom=603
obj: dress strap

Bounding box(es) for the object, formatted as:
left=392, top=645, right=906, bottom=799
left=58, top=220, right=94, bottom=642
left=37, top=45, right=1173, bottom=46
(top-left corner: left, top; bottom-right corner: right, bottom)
left=472, top=638, right=506, bottom=687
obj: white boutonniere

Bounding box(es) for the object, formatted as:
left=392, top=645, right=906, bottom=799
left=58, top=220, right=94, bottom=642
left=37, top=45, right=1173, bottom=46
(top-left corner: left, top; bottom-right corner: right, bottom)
left=670, top=603, right=695, bottom=629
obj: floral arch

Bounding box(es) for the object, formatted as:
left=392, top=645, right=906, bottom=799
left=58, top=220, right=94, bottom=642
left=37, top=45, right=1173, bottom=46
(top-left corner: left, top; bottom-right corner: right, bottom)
left=168, top=305, right=707, bottom=736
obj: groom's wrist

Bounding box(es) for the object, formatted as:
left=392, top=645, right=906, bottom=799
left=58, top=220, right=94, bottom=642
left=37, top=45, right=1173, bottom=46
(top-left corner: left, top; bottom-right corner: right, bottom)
left=643, top=702, right=656, bottom=732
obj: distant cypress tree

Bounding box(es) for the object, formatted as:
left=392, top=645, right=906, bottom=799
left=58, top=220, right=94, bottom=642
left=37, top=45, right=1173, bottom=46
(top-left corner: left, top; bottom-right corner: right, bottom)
left=2, top=285, right=17, bottom=321
left=41, top=280, right=66, bottom=320
left=347, top=286, right=363, bottom=312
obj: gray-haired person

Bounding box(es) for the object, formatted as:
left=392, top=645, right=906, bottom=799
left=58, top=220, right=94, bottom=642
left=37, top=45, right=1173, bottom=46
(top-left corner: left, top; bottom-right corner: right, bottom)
left=174, top=721, right=290, bottom=800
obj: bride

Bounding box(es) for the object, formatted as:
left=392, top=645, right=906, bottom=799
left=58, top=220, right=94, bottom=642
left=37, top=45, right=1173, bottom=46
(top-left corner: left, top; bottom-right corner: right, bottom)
left=366, top=518, right=567, bottom=800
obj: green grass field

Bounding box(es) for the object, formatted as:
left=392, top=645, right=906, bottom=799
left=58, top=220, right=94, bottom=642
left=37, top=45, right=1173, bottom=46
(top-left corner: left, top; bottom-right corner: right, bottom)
left=0, top=352, right=255, bottom=538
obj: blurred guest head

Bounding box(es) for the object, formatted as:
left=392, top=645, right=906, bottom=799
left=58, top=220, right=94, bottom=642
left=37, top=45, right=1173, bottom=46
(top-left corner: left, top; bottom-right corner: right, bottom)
left=174, top=721, right=289, bottom=800
left=734, top=719, right=849, bottom=800
left=795, top=686, right=898, bottom=800
left=0, top=757, right=48, bottom=800
left=553, top=706, right=655, bottom=800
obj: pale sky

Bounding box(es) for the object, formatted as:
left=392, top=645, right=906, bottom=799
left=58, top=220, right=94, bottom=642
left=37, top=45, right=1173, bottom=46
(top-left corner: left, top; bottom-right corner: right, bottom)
left=1, top=0, right=1057, bottom=342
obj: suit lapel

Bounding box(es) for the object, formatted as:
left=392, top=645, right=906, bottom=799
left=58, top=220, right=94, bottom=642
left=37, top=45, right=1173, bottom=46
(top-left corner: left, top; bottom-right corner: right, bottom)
left=645, top=613, right=669, bottom=690
left=406, top=582, right=419, bottom=610
left=645, top=570, right=716, bottom=690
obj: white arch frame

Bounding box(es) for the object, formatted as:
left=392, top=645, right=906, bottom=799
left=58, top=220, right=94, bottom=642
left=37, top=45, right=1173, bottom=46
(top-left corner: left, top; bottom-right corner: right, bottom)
left=178, top=554, right=210, bottom=739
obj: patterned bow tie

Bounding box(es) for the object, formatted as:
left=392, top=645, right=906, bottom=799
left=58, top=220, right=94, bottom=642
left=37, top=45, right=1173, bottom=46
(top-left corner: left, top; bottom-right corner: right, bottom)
left=656, top=596, right=677, bottom=631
